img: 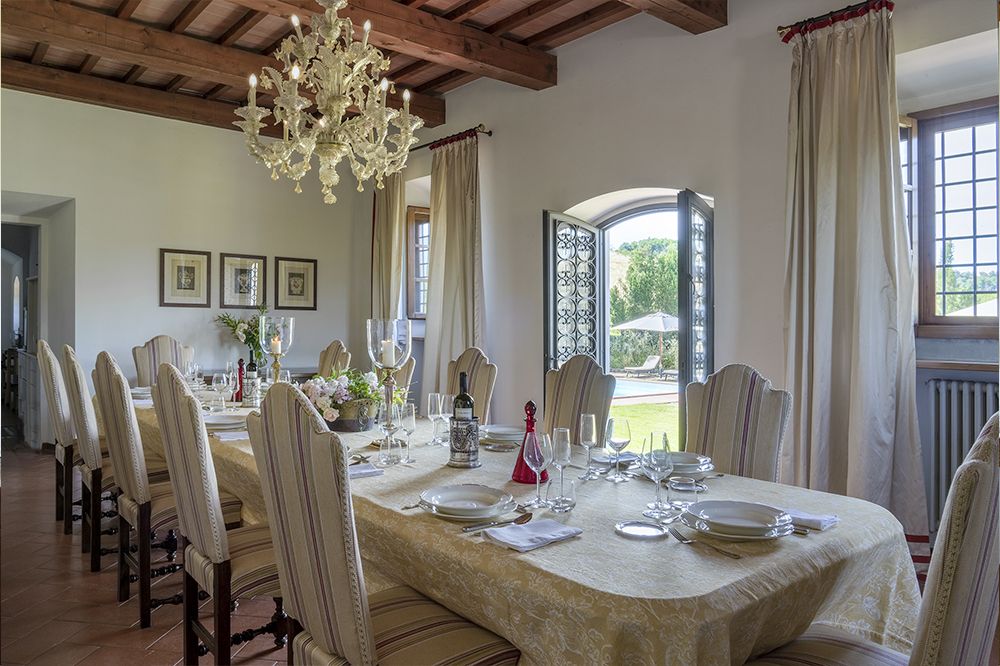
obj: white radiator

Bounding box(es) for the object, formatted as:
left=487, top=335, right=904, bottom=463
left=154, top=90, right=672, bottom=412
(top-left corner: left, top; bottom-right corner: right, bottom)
left=928, top=379, right=999, bottom=532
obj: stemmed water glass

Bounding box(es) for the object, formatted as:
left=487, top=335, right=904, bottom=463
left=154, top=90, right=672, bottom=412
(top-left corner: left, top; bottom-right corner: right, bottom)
left=640, top=432, right=674, bottom=520
left=440, top=393, right=454, bottom=431
left=549, top=428, right=574, bottom=512
left=605, top=418, right=631, bottom=483
left=577, top=413, right=602, bottom=480
left=400, top=402, right=417, bottom=463
left=523, top=433, right=553, bottom=509
left=210, top=372, right=229, bottom=411
left=426, top=393, right=443, bottom=445
left=375, top=402, right=402, bottom=466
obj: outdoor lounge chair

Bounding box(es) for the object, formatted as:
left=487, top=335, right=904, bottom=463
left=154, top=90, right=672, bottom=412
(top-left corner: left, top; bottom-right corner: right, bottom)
left=624, top=355, right=661, bottom=377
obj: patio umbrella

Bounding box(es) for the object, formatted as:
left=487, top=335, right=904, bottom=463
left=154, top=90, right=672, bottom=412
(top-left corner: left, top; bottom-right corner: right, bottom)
left=611, top=311, right=679, bottom=358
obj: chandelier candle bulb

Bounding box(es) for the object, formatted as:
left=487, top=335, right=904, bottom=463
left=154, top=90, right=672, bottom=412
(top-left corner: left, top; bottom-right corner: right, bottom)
left=248, top=74, right=257, bottom=106
left=363, top=20, right=371, bottom=47
left=291, top=14, right=303, bottom=40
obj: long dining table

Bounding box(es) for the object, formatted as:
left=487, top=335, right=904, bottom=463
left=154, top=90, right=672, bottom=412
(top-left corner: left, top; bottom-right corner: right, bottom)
left=130, top=404, right=921, bottom=665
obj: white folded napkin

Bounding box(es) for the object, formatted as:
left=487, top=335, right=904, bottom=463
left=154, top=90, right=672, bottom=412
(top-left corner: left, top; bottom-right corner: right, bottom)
left=348, top=463, right=384, bottom=479
left=482, top=518, right=582, bottom=552
left=785, top=508, right=839, bottom=531
left=133, top=399, right=154, bottom=408
left=214, top=431, right=250, bottom=442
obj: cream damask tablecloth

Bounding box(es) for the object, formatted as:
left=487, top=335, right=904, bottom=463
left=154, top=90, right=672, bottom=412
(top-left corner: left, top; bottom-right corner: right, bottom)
left=133, top=407, right=920, bottom=665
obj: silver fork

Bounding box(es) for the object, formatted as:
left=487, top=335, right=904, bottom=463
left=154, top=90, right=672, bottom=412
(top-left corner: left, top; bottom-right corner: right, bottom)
left=667, top=526, right=741, bottom=559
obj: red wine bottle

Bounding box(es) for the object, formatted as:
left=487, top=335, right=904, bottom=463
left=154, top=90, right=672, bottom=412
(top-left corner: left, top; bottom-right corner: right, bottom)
left=454, top=372, right=474, bottom=421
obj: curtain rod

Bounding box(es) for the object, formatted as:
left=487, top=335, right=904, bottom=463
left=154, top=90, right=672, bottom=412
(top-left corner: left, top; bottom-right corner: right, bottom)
left=411, top=123, right=493, bottom=152
left=776, top=0, right=893, bottom=43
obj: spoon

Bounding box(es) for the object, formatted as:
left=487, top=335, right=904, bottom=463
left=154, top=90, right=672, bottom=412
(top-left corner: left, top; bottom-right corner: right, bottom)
left=462, top=512, right=533, bottom=534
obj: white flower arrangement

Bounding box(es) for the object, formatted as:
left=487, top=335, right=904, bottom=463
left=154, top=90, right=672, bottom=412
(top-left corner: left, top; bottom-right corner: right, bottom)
left=301, top=368, right=382, bottom=423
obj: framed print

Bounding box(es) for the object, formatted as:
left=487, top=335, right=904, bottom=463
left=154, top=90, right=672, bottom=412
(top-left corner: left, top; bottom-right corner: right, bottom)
left=159, top=249, right=211, bottom=308
left=275, top=256, right=317, bottom=310
left=220, top=253, right=266, bottom=309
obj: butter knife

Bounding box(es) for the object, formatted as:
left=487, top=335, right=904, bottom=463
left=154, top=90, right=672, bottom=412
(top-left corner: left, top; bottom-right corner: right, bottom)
left=462, top=514, right=529, bottom=533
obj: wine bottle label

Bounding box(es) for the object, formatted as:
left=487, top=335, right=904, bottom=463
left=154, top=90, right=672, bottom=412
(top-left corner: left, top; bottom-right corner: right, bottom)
left=454, top=407, right=473, bottom=420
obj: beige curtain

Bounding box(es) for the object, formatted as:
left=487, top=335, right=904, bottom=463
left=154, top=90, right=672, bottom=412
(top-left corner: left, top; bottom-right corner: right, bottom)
left=371, top=172, right=406, bottom=319
left=422, top=137, right=485, bottom=395
left=782, top=6, right=927, bottom=538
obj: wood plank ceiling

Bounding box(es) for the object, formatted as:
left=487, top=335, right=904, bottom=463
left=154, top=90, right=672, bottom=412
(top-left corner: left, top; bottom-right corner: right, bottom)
left=1, top=0, right=725, bottom=132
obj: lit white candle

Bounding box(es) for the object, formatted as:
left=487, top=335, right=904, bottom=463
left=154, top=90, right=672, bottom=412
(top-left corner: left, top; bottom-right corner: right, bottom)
left=271, top=335, right=282, bottom=355
left=363, top=20, right=371, bottom=48
left=380, top=339, right=396, bottom=367
left=290, top=14, right=303, bottom=40
left=248, top=73, right=257, bottom=107
left=402, top=88, right=410, bottom=114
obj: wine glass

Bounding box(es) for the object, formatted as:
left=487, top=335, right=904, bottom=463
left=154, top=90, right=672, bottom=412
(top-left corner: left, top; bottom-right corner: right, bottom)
left=375, top=402, right=401, bottom=466
left=225, top=361, right=236, bottom=386
left=605, top=418, right=631, bottom=483
left=426, top=392, right=443, bottom=445
left=439, top=394, right=454, bottom=441
left=279, top=370, right=292, bottom=384
left=400, top=402, right=417, bottom=463
left=577, top=413, right=602, bottom=480
left=640, top=432, right=674, bottom=520
left=550, top=428, right=574, bottom=512
left=211, top=372, right=229, bottom=407
left=523, top=432, right=553, bottom=509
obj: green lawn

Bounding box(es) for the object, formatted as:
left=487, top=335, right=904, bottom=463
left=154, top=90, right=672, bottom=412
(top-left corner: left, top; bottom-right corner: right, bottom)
left=607, top=402, right=681, bottom=452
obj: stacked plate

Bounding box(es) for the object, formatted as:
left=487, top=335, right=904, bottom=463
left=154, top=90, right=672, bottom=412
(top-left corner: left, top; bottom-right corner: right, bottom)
left=418, top=484, right=515, bottom=522
left=480, top=426, right=523, bottom=451
left=203, top=412, right=247, bottom=432
left=680, top=500, right=793, bottom=541
left=130, top=386, right=152, bottom=399
left=669, top=452, right=715, bottom=481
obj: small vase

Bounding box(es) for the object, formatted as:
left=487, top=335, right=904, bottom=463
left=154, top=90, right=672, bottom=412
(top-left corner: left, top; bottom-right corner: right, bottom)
left=327, top=399, right=376, bottom=432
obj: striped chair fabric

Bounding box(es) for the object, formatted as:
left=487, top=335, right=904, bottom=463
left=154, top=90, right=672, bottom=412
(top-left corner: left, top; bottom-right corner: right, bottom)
left=393, top=357, right=416, bottom=401
left=93, top=351, right=152, bottom=505
left=685, top=364, right=791, bottom=482
left=446, top=347, right=497, bottom=424
left=132, top=335, right=193, bottom=387
left=749, top=413, right=999, bottom=666
left=318, top=340, right=351, bottom=377
left=62, top=345, right=112, bottom=489
left=248, top=383, right=519, bottom=666
left=543, top=355, right=616, bottom=447
left=37, top=340, right=76, bottom=463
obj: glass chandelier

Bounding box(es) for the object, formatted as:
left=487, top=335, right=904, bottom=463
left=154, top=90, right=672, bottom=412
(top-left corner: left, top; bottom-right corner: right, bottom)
left=234, top=0, right=424, bottom=204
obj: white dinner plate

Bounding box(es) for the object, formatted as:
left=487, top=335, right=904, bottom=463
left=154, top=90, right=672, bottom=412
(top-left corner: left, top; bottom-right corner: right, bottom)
left=419, top=498, right=517, bottom=522
left=669, top=452, right=711, bottom=467
left=203, top=413, right=246, bottom=430
left=480, top=425, right=524, bottom=440
left=679, top=512, right=794, bottom=541
left=131, top=387, right=152, bottom=396
left=685, top=500, right=791, bottom=536
left=592, top=451, right=639, bottom=465
left=419, top=484, right=514, bottom=517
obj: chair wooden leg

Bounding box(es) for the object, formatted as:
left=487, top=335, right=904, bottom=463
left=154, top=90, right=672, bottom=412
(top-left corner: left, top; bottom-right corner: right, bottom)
left=62, top=447, right=75, bottom=535
left=183, top=567, right=200, bottom=665
left=214, top=561, right=232, bottom=665
left=117, top=514, right=130, bottom=603
left=287, top=617, right=301, bottom=665
left=138, top=503, right=152, bottom=628
left=81, top=483, right=91, bottom=554
left=54, top=458, right=64, bottom=521
left=89, top=471, right=102, bottom=572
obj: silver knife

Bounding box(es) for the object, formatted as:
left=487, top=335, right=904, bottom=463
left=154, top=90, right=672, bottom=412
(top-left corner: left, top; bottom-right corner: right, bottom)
left=462, top=516, right=523, bottom=533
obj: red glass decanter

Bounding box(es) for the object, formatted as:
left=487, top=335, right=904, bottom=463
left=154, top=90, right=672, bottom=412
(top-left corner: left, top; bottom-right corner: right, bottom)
left=512, top=401, right=549, bottom=484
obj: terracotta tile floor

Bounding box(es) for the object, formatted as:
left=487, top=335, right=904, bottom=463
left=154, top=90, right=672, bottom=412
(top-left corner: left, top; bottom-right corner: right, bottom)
left=1, top=442, right=288, bottom=666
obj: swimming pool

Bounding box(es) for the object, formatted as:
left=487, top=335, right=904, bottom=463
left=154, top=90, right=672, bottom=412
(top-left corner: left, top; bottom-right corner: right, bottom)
left=614, top=378, right=678, bottom=398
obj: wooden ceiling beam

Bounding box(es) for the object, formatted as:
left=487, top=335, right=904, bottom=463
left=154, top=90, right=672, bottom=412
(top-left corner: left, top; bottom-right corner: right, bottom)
left=443, top=0, right=506, bottom=23
left=1, top=58, right=282, bottom=138
left=115, top=0, right=142, bottom=19
left=205, top=84, right=230, bottom=100
left=390, top=60, right=438, bottom=83
left=415, top=69, right=477, bottom=94
left=165, top=74, right=190, bottom=92
left=523, top=1, right=638, bottom=49
left=614, top=0, right=725, bottom=34
left=78, top=53, right=100, bottom=74
left=485, top=0, right=575, bottom=35
left=404, top=0, right=432, bottom=8
left=123, top=64, right=147, bottom=83
left=226, top=0, right=556, bottom=90
left=218, top=9, right=268, bottom=46
left=0, top=0, right=445, bottom=125
left=170, top=0, right=213, bottom=33
left=29, top=42, right=49, bottom=65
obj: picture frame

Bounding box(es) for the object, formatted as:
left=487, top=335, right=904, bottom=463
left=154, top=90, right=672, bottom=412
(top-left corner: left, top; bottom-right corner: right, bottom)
left=275, top=256, right=317, bottom=310
left=159, top=249, right=211, bottom=308
left=220, top=253, right=266, bottom=309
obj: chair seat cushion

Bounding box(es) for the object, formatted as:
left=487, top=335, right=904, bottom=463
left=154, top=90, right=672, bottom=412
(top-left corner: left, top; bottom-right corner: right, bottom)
left=118, top=483, right=242, bottom=533
left=185, top=525, right=280, bottom=599
left=55, top=442, right=71, bottom=464
left=748, top=625, right=908, bottom=666
left=292, top=586, right=519, bottom=666
left=82, top=457, right=117, bottom=492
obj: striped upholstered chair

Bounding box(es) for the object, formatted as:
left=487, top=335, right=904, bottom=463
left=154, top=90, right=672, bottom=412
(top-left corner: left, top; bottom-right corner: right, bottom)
left=132, top=334, right=193, bottom=387
left=750, top=413, right=999, bottom=666
left=543, top=355, right=616, bottom=447
left=153, top=363, right=284, bottom=664
left=94, top=351, right=242, bottom=628
left=318, top=339, right=351, bottom=377
left=247, top=383, right=520, bottom=666
left=447, top=347, right=498, bottom=424
left=37, top=340, right=78, bottom=535
left=684, top=364, right=791, bottom=482
left=62, top=345, right=122, bottom=571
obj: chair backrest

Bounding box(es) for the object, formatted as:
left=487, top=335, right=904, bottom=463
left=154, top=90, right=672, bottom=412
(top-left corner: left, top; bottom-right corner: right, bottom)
left=685, top=364, right=791, bottom=482
left=152, top=363, right=230, bottom=562
left=248, top=383, right=376, bottom=666
left=93, top=351, right=151, bottom=505
left=36, top=339, right=75, bottom=448
left=446, top=347, right=498, bottom=424
left=132, top=335, right=194, bottom=387
left=543, top=355, right=615, bottom=446
left=394, top=356, right=416, bottom=401
left=318, top=340, right=351, bottom=377
left=911, top=412, right=999, bottom=666
left=61, top=345, right=103, bottom=472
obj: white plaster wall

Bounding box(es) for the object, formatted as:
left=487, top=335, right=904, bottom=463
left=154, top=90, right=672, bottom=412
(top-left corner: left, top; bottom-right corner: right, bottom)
left=394, top=0, right=995, bottom=424
left=1, top=90, right=372, bottom=382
